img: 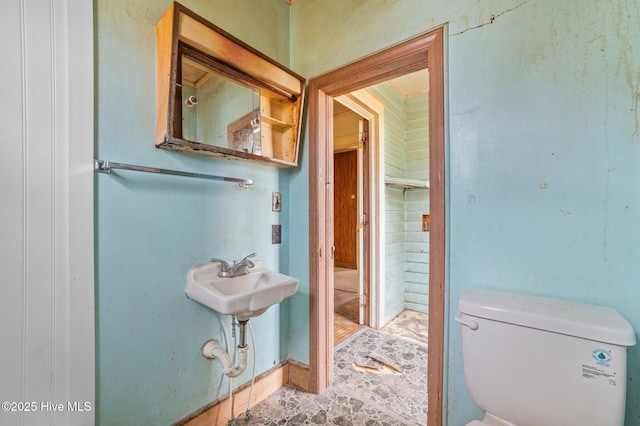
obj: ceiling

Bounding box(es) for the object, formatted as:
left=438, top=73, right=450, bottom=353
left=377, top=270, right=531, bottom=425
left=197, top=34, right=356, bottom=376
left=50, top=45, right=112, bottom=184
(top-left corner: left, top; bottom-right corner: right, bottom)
left=333, top=68, right=430, bottom=117
left=388, top=69, right=430, bottom=98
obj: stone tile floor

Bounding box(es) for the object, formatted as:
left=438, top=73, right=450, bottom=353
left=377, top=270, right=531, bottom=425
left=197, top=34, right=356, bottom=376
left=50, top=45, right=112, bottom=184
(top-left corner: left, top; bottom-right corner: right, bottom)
left=381, top=310, right=428, bottom=346
left=242, top=328, right=428, bottom=425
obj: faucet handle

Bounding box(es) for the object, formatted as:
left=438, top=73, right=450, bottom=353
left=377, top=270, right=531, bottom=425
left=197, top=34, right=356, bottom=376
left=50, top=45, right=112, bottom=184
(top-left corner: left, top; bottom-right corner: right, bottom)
left=241, top=253, right=256, bottom=268
left=210, top=258, right=231, bottom=271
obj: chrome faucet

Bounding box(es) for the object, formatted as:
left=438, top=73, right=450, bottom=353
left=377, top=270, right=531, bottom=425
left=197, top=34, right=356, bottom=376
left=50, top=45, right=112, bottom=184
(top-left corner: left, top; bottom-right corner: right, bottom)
left=210, top=253, right=256, bottom=277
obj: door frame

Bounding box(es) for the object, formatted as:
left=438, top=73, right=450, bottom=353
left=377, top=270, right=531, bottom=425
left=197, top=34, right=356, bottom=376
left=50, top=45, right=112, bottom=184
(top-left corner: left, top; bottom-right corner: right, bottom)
left=308, top=27, right=446, bottom=425
left=335, top=93, right=383, bottom=328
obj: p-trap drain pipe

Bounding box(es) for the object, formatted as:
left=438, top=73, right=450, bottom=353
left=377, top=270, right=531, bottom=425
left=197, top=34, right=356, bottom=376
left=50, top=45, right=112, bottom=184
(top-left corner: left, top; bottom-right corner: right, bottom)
left=201, top=321, right=249, bottom=378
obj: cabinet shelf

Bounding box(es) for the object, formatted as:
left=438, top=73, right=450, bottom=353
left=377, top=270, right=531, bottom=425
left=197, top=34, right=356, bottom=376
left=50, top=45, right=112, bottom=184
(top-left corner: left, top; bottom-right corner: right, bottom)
left=260, top=115, right=293, bottom=129
left=384, top=176, right=430, bottom=189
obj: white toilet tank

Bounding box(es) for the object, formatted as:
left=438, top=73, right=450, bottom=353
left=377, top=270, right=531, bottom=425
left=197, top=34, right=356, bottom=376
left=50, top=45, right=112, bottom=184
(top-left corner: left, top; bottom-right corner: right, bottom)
left=457, top=288, right=636, bottom=426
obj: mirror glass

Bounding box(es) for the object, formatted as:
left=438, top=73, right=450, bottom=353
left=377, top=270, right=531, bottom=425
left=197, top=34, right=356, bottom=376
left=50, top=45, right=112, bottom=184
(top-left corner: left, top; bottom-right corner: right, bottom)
left=178, top=54, right=263, bottom=155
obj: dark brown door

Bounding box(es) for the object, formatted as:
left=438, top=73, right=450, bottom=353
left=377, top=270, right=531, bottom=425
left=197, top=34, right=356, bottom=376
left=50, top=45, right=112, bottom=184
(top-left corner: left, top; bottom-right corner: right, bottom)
left=333, top=150, right=357, bottom=269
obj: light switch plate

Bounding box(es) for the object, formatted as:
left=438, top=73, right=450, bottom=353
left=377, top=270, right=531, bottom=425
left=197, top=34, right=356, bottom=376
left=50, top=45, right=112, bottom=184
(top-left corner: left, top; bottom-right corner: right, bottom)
left=272, top=192, right=281, bottom=212
left=272, top=224, right=281, bottom=244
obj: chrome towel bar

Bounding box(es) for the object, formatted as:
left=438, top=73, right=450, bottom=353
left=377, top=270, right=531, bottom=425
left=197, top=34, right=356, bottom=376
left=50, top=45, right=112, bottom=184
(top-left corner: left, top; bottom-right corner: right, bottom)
left=94, top=159, right=253, bottom=188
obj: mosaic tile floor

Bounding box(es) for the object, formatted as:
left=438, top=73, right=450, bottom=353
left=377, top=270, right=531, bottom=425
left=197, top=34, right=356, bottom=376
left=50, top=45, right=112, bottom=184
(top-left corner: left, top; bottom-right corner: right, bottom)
left=381, top=310, right=428, bottom=346
left=244, top=329, right=428, bottom=425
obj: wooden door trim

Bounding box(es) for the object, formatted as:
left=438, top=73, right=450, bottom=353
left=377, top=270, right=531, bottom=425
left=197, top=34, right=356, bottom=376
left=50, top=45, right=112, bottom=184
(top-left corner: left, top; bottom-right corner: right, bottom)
left=337, top=92, right=384, bottom=329
left=308, top=27, right=446, bottom=425
left=360, top=118, right=371, bottom=326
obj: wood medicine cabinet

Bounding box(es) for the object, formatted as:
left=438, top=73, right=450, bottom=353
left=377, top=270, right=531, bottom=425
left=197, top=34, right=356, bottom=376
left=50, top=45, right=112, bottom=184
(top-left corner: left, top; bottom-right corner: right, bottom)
left=156, top=2, right=305, bottom=167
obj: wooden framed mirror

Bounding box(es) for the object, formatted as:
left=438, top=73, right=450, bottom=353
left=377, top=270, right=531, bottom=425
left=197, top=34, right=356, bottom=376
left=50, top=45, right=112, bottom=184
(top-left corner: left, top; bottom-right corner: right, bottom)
left=156, top=2, right=305, bottom=167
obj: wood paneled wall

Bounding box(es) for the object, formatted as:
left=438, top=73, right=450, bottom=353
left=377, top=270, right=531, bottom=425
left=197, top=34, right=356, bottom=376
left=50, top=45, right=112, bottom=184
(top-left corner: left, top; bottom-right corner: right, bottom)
left=367, top=84, right=430, bottom=318
left=404, top=94, right=430, bottom=313
left=0, top=1, right=95, bottom=424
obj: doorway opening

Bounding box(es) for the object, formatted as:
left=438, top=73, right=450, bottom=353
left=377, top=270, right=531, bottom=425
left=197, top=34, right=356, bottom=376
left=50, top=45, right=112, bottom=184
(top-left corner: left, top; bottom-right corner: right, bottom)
left=308, top=27, right=445, bottom=425
left=332, top=71, right=431, bottom=348
left=332, top=97, right=371, bottom=346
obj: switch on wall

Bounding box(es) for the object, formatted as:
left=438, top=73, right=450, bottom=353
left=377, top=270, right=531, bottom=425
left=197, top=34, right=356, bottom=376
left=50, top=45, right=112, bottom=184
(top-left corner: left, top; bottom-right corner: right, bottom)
left=272, top=192, right=281, bottom=212
left=272, top=224, right=281, bottom=244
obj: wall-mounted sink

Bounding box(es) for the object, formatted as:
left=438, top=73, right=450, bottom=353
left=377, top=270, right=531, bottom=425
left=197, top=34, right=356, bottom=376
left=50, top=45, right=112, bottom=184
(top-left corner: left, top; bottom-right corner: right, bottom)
left=185, top=261, right=298, bottom=320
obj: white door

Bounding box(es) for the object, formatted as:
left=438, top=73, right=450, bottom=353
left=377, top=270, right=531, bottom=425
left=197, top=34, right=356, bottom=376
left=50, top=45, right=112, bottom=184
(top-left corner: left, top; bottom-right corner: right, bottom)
left=0, top=1, right=95, bottom=425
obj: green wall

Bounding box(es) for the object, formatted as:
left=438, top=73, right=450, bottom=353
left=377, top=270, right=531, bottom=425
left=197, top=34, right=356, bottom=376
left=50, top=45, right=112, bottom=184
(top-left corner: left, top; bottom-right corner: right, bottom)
left=404, top=93, right=430, bottom=313
left=288, top=0, right=640, bottom=424
left=94, top=0, right=292, bottom=424
left=95, top=0, right=640, bottom=424
left=370, top=83, right=409, bottom=323
left=368, top=84, right=430, bottom=321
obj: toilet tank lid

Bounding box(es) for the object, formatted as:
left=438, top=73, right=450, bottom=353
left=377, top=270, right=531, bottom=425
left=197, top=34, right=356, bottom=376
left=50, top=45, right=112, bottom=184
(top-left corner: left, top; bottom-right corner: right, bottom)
left=458, top=289, right=636, bottom=346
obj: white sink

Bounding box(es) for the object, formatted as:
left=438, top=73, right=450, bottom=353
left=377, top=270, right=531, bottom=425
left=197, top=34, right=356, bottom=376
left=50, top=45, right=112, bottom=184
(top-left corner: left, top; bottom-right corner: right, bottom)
left=185, top=261, right=299, bottom=320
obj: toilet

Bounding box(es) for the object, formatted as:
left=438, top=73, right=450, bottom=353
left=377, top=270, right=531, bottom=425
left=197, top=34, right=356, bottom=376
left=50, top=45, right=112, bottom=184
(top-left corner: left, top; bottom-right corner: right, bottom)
left=456, top=288, right=636, bottom=426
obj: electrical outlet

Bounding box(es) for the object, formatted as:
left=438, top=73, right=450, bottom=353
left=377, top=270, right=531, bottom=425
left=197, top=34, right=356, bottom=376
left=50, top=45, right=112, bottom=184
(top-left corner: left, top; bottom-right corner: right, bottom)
left=272, top=224, right=281, bottom=244
left=422, top=214, right=430, bottom=232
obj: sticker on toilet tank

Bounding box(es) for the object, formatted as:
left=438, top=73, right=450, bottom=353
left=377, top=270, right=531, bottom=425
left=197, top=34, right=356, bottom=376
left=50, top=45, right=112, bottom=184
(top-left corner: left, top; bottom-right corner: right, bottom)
left=592, top=349, right=612, bottom=367
left=582, top=349, right=616, bottom=386
left=582, top=364, right=617, bottom=386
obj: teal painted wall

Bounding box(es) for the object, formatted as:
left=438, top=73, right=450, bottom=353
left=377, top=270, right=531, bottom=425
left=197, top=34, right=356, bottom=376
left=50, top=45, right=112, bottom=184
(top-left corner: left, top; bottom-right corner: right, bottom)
left=94, top=0, right=640, bottom=424
left=94, top=0, right=292, bottom=424
left=289, top=0, right=640, bottom=425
